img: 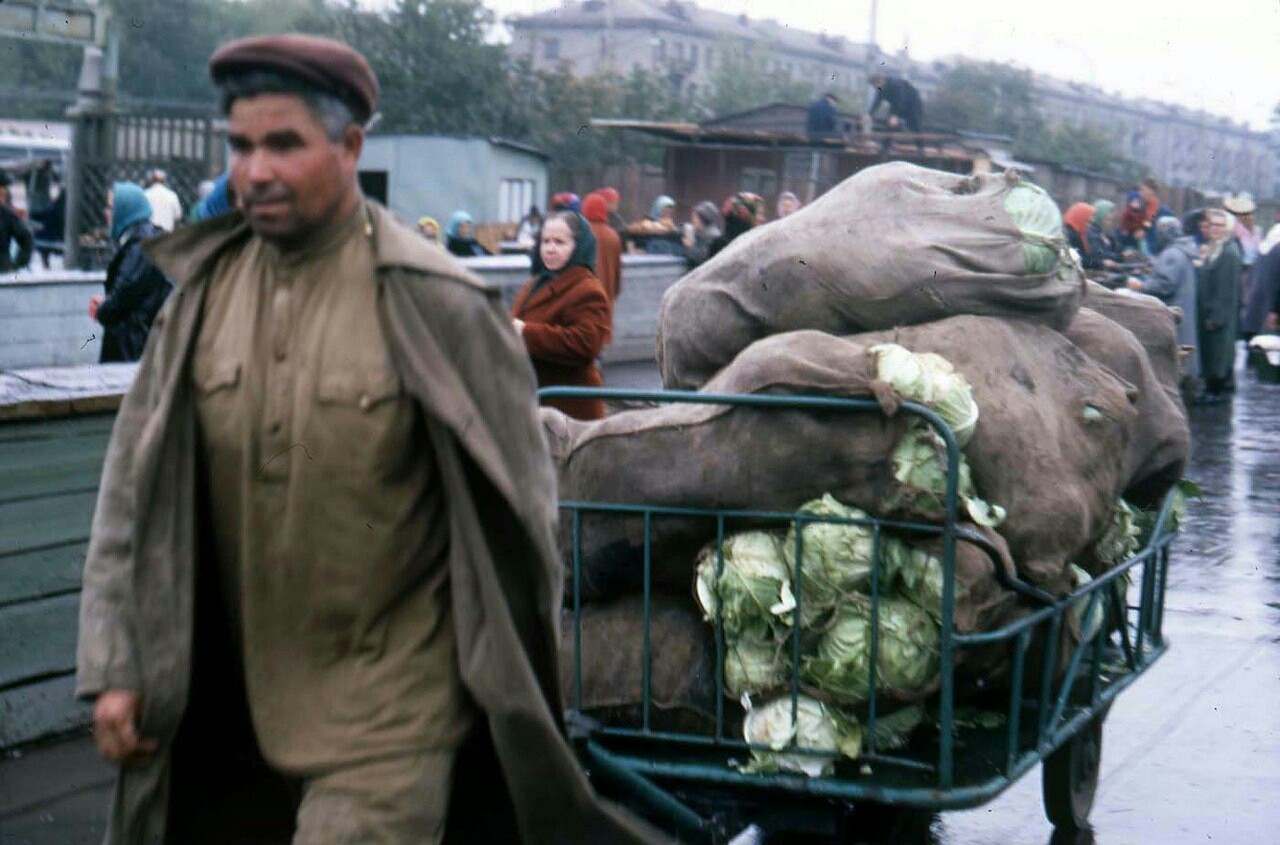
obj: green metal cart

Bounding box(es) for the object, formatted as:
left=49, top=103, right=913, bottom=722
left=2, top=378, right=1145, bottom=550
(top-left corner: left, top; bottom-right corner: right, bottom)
left=544, top=387, right=1175, bottom=843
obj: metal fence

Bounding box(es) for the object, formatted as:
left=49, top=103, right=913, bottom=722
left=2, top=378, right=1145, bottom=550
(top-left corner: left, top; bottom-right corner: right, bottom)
left=68, top=107, right=225, bottom=269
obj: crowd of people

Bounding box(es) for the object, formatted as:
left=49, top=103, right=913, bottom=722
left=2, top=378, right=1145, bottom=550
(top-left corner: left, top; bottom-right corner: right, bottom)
left=1061, top=178, right=1280, bottom=404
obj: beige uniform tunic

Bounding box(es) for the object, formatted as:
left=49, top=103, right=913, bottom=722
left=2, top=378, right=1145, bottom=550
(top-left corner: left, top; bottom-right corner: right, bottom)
left=191, top=206, right=470, bottom=774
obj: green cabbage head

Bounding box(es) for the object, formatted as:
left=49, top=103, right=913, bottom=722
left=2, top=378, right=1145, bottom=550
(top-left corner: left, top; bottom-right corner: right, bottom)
left=695, top=531, right=796, bottom=640
left=724, top=635, right=791, bottom=699
left=887, top=422, right=1006, bottom=527
left=783, top=495, right=883, bottom=617
left=740, top=694, right=862, bottom=777
left=801, top=597, right=940, bottom=704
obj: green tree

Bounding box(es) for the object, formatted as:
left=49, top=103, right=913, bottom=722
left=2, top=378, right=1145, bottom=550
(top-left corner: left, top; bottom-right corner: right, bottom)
left=929, top=60, right=1044, bottom=140
left=700, top=38, right=813, bottom=118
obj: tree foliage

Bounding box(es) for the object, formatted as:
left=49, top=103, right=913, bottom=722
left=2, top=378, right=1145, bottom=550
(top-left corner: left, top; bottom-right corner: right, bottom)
left=930, top=59, right=1139, bottom=178
left=701, top=37, right=814, bottom=119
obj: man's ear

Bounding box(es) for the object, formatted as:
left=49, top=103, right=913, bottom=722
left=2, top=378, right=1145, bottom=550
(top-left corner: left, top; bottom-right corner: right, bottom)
left=341, top=124, right=365, bottom=162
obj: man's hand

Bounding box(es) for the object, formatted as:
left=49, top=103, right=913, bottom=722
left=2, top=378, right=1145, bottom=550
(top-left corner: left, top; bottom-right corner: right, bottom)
left=887, top=115, right=901, bottom=129
left=88, top=294, right=104, bottom=322
left=1265, top=312, right=1279, bottom=331
left=93, top=690, right=157, bottom=764
left=1125, top=277, right=1144, bottom=292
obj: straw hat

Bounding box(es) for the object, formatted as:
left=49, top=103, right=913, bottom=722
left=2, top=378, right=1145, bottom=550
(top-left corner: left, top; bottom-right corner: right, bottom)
left=1223, top=192, right=1257, bottom=216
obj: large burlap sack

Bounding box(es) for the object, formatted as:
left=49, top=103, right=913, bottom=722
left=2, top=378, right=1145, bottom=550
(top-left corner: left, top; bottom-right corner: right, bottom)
left=1080, top=283, right=1184, bottom=396
left=558, top=595, right=720, bottom=734
left=1064, top=307, right=1189, bottom=508
left=656, top=162, right=1086, bottom=390
left=549, top=316, right=1136, bottom=600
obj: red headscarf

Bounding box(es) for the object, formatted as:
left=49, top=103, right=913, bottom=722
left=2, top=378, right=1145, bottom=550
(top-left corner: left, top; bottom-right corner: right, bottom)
left=1063, top=202, right=1094, bottom=253
left=581, top=192, right=609, bottom=223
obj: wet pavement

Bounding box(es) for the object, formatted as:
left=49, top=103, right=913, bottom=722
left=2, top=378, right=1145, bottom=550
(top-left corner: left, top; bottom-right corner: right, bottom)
left=2, top=360, right=1278, bottom=844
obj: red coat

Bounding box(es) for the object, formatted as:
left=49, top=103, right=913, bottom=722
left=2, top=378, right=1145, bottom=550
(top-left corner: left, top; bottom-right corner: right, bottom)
left=512, top=264, right=613, bottom=420
left=590, top=220, right=623, bottom=304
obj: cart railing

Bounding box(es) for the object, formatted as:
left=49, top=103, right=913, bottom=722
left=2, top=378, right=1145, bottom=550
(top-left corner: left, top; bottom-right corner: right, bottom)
left=542, top=387, right=1173, bottom=825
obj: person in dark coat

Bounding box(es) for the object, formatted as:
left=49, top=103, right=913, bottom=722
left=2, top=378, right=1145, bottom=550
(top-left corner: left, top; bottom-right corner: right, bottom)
left=0, top=177, right=35, bottom=273
left=708, top=192, right=763, bottom=259
left=683, top=200, right=722, bottom=268
left=1241, top=222, right=1280, bottom=337
left=805, top=92, right=840, bottom=140
left=1138, top=177, right=1176, bottom=255
left=511, top=210, right=612, bottom=420
left=1128, top=216, right=1200, bottom=387
left=867, top=73, right=924, bottom=132
left=444, top=210, right=490, bottom=257
left=1195, top=209, right=1242, bottom=401
left=89, top=182, right=171, bottom=363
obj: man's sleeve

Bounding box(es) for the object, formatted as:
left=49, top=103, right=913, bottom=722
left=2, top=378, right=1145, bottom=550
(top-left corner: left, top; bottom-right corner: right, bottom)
left=75, top=305, right=171, bottom=697
left=13, top=214, right=34, bottom=269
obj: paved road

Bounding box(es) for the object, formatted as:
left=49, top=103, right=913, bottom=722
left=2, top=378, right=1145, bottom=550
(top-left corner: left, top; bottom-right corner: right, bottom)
left=3, top=359, right=1278, bottom=844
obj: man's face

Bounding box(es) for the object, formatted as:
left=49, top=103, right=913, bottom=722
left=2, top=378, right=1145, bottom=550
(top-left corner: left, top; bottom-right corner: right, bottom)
left=227, top=93, right=362, bottom=246
left=1138, top=184, right=1156, bottom=204
left=778, top=197, right=798, bottom=217
left=1210, top=215, right=1229, bottom=240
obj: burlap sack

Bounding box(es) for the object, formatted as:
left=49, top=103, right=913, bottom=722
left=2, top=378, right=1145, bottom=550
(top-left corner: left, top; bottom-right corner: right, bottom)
left=1080, top=282, right=1184, bottom=396
left=558, top=595, right=721, bottom=734
left=1064, top=307, right=1189, bottom=508
left=549, top=316, right=1136, bottom=601
left=657, top=162, right=1086, bottom=390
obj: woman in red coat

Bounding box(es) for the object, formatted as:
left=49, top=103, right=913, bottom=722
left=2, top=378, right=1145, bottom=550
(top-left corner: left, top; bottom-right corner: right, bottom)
left=512, top=210, right=613, bottom=420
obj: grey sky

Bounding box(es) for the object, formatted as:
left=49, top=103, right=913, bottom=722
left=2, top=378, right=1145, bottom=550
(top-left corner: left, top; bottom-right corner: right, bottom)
left=475, top=0, right=1280, bottom=129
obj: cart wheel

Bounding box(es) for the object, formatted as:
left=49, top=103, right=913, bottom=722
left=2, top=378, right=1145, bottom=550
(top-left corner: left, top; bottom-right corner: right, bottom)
left=1042, top=707, right=1108, bottom=832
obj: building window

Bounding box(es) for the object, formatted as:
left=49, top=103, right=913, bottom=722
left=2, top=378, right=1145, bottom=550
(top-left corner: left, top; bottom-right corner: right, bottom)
left=544, top=38, right=560, bottom=61
left=690, top=43, right=699, bottom=66
left=500, top=178, right=536, bottom=224
left=740, top=167, right=777, bottom=198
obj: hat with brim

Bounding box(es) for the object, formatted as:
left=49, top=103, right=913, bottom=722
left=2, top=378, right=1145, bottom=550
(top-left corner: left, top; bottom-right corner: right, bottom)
left=1224, top=193, right=1257, bottom=216
left=210, top=33, right=379, bottom=124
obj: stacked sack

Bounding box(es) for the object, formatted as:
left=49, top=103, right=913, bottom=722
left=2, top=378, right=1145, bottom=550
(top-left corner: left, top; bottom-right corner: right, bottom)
left=551, top=162, right=1189, bottom=777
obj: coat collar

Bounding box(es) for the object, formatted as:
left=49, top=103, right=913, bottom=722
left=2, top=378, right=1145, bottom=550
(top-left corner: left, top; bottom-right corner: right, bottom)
left=514, top=264, right=593, bottom=315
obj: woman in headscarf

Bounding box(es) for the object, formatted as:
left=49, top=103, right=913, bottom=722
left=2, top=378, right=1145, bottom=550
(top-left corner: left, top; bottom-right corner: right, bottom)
left=445, top=210, right=490, bottom=257
left=550, top=192, right=581, bottom=213
left=708, top=192, right=764, bottom=258
left=1195, top=208, right=1243, bottom=402
left=417, top=216, right=441, bottom=244
left=1087, top=199, right=1120, bottom=270
left=627, top=195, right=682, bottom=256
left=511, top=210, right=612, bottom=420
left=1128, top=216, right=1201, bottom=391
left=1062, top=202, right=1094, bottom=262
left=775, top=191, right=801, bottom=219
left=88, top=182, right=172, bottom=363
left=683, top=200, right=723, bottom=268
left=1116, top=191, right=1149, bottom=256
left=582, top=192, right=622, bottom=303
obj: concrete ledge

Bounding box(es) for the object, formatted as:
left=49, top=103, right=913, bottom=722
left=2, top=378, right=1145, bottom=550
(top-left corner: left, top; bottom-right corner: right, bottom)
left=0, top=255, right=684, bottom=370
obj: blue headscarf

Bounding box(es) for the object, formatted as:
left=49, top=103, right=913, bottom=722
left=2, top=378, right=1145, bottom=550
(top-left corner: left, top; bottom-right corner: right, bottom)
left=446, top=210, right=474, bottom=239
left=195, top=172, right=231, bottom=221
left=529, top=211, right=597, bottom=292
left=649, top=195, right=676, bottom=221
left=110, top=182, right=152, bottom=242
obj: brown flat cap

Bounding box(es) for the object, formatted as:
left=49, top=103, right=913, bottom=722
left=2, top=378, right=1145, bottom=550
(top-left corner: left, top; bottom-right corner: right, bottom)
left=210, top=33, right=379, bottom=124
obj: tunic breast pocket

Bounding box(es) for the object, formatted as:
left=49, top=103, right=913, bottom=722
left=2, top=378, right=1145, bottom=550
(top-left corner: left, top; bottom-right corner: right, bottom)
left=312, top=368, right=415, bottom=479
left=192, top=359, right=243, bottom=447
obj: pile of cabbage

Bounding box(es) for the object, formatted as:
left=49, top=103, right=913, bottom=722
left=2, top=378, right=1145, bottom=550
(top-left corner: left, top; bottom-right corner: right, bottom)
left=691, top=344, right=1002, bottom=776
left=694, top=500, right=946, bottom=776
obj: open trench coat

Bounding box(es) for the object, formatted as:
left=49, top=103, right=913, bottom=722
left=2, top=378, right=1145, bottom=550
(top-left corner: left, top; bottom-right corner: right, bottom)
left=74, top=203, right=663, bottom=844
